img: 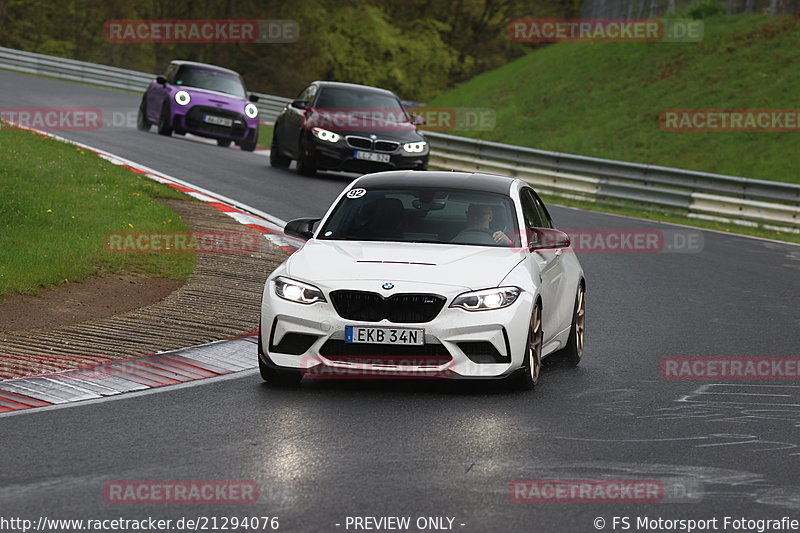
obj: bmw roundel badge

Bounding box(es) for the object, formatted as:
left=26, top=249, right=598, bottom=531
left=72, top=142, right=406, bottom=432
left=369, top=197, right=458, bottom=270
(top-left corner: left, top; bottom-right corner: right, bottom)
left=382, top=282, right=394, bottom=290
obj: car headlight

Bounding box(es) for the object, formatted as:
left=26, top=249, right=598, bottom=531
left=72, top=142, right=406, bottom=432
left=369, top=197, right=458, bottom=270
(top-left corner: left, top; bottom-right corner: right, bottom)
left=403, top=141, right=427, bottom=153
left=174, top=90, right=191, bottom=106
left=450, top=287, right=521, bottom=311
left=274, top=276, right=326, bottom=305
left=311, top=127, right=340, bottom=143
left=245, top=103, right=258, bottom=119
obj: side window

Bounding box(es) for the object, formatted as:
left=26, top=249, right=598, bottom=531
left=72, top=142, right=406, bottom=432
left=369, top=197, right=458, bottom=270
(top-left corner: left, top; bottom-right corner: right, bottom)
left=296, top=86, right=310, bottom=101
left=531, top=192, right=552, bottom=228
left=520, top=189, right=544, bottom=229
left=164, top=64, right=178, bottom=83
left=305, top=85, right=318, bottom=105
left=297, top=84, right=317, bottom=104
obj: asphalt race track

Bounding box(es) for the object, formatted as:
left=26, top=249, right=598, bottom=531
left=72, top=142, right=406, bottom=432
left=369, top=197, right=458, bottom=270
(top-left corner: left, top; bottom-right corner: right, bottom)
left=1, top=70, right=799, bottom=532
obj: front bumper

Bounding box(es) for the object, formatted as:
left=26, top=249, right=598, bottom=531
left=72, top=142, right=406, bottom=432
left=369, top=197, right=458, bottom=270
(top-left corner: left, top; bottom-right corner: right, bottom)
left=308, top=138, right=428, bottom=172
left=172, top=105, right=258, bottom=142
left=259, top=279, right=533, bottom=379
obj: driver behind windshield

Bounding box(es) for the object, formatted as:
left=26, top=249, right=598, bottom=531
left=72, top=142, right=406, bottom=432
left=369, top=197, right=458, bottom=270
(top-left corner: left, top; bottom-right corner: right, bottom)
left=452, top=203, right=512, bottom=246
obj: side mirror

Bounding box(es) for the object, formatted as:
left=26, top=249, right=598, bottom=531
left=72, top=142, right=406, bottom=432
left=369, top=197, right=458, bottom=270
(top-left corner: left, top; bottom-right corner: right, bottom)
left=290, top=99, right=308, bottom=110
left=284, top=217, right=321, bottom=240
left=528, top=228, right=571, bottom=251
left=248, top=94, right=259, bottom=103
left=156, top=75, right=167, bottom=85
left=410, top=113, right=425, bottom=126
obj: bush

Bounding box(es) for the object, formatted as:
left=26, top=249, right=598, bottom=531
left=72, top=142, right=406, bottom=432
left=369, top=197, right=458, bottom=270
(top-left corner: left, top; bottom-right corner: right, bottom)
left=687, top=0, right=723, bottom=19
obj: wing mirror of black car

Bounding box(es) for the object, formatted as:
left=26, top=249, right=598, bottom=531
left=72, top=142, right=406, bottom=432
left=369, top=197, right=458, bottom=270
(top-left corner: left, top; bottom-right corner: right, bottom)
left=290, top=99, right=308, bottom=110
left=156, top=75, right=167, bottom=85
left=528, top=228, right=571, bottom=251
left=410, top=113, right=425, bottom=126
left=284, top=217, right=321, bottom=240
left=248, top=94, right=259, bottom=103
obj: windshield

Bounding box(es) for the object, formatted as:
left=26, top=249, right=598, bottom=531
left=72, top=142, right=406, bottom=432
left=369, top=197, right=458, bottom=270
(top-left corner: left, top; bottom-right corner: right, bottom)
left=314, top=87, right=408, bottom=120
left=318, top=188, right=520, bottom=247
left=175, top=68, right=246, bottom=98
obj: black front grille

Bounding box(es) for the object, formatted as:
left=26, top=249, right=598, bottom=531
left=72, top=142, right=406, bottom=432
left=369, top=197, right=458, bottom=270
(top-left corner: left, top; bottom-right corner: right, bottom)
left=330, top=291, right=446, bottom=323
left=320, top=339, right=451, bottom=365
left=185, top=106, right=246, bottom=135
left=375, top=140, right=399, bottom=152
left=346, top=136, right=372, bottom=149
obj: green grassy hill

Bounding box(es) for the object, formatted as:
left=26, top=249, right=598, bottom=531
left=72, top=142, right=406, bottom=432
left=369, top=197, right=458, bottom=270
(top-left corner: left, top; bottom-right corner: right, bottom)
left=427, top=15, right=800, bottom=183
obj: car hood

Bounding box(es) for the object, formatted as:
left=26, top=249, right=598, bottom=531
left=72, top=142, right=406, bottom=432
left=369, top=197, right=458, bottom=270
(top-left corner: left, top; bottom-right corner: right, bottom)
left=284, top=240, right=525, bottom=290
left=304, top=108, right=421, bottom=140
left=179, top=86, right=247, bottom=104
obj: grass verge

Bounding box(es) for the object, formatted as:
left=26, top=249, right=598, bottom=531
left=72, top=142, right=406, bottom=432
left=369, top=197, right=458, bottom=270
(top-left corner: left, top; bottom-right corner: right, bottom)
left=0, top=124, right=196, bottom=297
left=258, top=122, right=274, bottom=150
left=427, top=15, right=800, bottom=184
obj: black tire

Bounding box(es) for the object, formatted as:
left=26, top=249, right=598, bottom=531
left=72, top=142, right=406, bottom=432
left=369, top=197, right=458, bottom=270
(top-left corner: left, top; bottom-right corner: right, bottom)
left=555, top=284, right=585, bottom=366
left=257, top=327, right=303, bottom=386
left=240, top=140, right=257, bottom=152
left=157, top=102, right=173, bottom=136
left=296, top=137, right=317, bottom=176
left=269, top=134, right=291, bottom=168
left=136, top=96, right=150, bottom=131
left=217, top=138, right=232, bottom=147
left=514, top=302, right=543, bottom=391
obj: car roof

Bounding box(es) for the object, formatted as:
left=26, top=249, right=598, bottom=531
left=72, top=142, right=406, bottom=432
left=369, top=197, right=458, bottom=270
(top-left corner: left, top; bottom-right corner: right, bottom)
left=353, top=171, right=518, bottom=195
left=169, top=60, right=240, bottom=77
left=311, top=80, right=397, bottom=97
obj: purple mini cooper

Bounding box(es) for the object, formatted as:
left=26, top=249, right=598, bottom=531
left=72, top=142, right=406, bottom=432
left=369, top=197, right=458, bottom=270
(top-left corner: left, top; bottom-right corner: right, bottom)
left=137, top=60, right=260, bottom=151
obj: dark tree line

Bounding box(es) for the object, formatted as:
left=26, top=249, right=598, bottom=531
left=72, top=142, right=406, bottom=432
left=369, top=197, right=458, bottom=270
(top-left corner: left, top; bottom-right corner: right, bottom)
left=0, top=0, right=580, bottom=100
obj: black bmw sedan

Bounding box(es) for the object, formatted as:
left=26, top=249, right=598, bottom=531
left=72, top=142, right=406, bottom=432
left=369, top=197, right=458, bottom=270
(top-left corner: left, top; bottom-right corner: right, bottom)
left=269, top=81, right=429, bottom=175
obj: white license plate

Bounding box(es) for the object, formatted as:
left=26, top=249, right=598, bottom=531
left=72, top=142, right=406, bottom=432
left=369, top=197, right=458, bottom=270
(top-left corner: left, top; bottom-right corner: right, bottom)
left=354, top=151, right=390, bottom=163
left=203, top=114, right=233, bottom=127
left=345, top=326, right=424, bottom=345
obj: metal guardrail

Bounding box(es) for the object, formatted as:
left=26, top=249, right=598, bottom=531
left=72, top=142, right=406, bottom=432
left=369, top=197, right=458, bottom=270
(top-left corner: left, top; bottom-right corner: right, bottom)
left=424, top=132, right=800, bottom=229
left=425, top=132, right=800, bottom=205
left=1, top=46, right=798, bottom=229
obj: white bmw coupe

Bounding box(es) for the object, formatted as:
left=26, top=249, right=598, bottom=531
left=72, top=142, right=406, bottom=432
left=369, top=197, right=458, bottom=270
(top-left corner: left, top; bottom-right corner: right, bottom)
left=258, top=171, right=585, bottom=389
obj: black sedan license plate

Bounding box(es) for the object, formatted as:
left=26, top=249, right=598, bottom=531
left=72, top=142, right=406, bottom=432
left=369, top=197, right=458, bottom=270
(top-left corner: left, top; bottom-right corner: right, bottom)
left=354, top=151, right=390, bottom=163
left=345, top=326, right=424, bottom=345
